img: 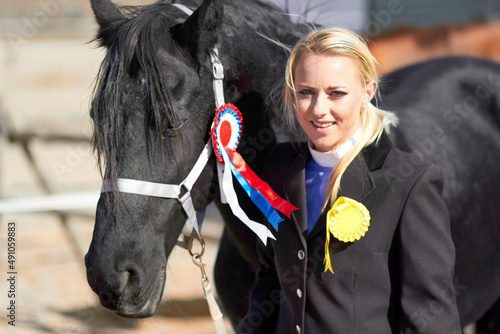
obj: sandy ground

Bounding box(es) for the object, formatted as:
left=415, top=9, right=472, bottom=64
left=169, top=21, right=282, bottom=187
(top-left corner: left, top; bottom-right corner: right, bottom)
left=0, top=35, right=234, bottom=334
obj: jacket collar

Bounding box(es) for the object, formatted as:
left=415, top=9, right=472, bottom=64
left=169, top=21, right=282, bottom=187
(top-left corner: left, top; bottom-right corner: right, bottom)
left=282, top=132, right=393, bottom=240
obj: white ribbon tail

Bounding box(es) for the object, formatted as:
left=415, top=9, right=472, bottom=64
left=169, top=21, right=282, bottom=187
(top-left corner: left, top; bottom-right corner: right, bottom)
left=218, top=144, right=276, bottom=245
left=217, top=160, right=228, bottom=204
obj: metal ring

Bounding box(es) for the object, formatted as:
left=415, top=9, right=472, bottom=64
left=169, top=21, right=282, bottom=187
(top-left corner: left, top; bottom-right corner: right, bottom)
left=188, top=236, right=206, bottom=258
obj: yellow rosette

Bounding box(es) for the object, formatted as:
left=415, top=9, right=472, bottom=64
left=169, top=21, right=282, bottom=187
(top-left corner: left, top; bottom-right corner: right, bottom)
left=324, top=196, right=371, bottom=273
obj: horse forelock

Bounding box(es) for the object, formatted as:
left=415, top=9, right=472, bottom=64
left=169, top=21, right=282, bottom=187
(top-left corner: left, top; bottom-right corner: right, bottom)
left=91, top=3, right=192, bottom=187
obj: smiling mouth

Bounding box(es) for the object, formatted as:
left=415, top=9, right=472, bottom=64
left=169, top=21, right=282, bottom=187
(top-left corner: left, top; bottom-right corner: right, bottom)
left=312, top=121, right=336, bottom=128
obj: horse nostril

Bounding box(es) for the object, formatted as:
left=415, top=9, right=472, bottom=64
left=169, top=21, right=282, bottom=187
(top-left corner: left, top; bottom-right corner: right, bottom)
left=120, top=263, right=142, bottom=290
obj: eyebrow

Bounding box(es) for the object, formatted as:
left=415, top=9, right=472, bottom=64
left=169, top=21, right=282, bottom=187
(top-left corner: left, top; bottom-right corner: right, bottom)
left=295, top=82, right=347, bottom=89
left=295, top=84, right=348, bottom=90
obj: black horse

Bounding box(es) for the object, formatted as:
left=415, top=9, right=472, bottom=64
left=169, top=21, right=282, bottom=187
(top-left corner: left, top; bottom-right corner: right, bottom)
left=84, top=0, right=500, bottom=330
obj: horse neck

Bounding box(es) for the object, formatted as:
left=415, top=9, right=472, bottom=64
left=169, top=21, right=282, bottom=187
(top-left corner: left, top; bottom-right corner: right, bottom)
left=217, top=1, right=303, bottom=146
left=229, top=3, right=301, bottom=88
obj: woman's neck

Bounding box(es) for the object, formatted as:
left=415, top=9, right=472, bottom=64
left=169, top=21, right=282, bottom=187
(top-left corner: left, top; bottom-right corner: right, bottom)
left=309, top=126, right=362, bottom=168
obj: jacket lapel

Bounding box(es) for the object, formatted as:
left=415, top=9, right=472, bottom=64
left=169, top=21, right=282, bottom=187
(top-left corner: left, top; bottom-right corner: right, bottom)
left=306, top=133, right=393, bottom=240
left=282, top=144, right=309, bottom=237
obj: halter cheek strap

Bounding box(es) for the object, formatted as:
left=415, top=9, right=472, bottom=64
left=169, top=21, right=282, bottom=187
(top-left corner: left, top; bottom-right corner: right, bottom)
left=171, top=7, right=227, bottom=333
left=173, top=3, right=225, bottom=109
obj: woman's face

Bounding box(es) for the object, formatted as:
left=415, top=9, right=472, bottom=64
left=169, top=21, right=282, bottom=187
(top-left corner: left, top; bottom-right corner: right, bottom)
left=293, top=54, right=376, bottom=152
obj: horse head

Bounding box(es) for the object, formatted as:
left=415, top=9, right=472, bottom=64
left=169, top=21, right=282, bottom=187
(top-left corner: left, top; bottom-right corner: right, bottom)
left=85, top=0, right=226, bottom=318
left=85, top=0, right=303, bottom=319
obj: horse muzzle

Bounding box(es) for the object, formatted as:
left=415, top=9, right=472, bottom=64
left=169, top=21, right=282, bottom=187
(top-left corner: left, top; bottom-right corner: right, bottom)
left=85, top=252, right=166, bottom=318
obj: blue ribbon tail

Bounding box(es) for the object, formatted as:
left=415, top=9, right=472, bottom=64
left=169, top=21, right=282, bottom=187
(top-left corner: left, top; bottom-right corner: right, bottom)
left=228, top=160, right=283, bottom=230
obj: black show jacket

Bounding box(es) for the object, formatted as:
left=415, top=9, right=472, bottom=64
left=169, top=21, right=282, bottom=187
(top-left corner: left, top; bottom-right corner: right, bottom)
left=237, top=133, right=461, bottom=334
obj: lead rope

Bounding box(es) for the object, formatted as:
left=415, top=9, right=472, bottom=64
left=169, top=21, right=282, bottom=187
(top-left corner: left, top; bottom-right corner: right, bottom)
left=189, top=237, right=227, bottom=334
left=173, top=4, right=227, bottom=334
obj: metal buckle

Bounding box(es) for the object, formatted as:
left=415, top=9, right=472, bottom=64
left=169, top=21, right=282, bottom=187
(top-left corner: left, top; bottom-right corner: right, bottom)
left=212, top=62, right=224, bottom=80
left=189, top=237, right=207, bottom=282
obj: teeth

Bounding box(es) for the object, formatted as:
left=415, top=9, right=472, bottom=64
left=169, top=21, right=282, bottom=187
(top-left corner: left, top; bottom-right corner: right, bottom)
left=313, top=122, right=334, bottom=128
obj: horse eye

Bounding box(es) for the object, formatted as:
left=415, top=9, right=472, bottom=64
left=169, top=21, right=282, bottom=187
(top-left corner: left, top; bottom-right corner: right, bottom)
left=137, top=70, right=146, bottom=85
left=162, top=118, right=187, bottom=138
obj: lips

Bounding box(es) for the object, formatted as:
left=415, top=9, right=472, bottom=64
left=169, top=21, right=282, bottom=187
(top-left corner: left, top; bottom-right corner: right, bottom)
left=312, top=121, right=337, bottom=128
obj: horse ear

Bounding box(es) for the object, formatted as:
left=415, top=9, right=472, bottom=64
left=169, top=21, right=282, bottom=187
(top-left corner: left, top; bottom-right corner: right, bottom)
left=173, top=0, right=224, bottom=60
left=91, top=0, right=125, bottom=47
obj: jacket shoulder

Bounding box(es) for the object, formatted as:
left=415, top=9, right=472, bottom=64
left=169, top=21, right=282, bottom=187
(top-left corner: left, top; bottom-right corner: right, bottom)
left=381, top=146, right=444, bottom=189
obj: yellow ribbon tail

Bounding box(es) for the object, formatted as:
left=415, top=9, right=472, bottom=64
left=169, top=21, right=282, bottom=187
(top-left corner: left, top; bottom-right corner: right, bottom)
left=323, top=230, right=334, bottom=274
left=323, top=196, right=371, bottom=275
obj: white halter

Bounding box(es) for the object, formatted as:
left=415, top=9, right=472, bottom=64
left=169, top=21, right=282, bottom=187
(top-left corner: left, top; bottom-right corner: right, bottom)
left=101, top=2, right=276, bottom=247
left=101, top=3, right=226, bottom=249
left=102, top=4, right=228, bottom=333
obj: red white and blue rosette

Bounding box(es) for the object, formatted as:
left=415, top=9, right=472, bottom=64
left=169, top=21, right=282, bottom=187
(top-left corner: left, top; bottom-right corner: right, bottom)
left=210, top=104, right=298, bottom=237
left=211, top=104, right=243, bottom=163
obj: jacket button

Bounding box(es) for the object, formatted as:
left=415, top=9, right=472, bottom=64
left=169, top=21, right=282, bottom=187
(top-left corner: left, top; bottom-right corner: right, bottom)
left=296, top=325, right=301, bottom=334
left=298, top=250, right=305, bottom=260
left=296, top=288, right=303, bottom=298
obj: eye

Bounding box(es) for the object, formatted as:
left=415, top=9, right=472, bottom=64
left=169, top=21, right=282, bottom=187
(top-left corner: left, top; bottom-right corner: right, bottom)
left=162, top=118, right=187, bottom=138
left=138, top=70, right=147, bottom=86
left=330, top=91, right=347, bottom=97
left=297, top=89, right=314, bottom=96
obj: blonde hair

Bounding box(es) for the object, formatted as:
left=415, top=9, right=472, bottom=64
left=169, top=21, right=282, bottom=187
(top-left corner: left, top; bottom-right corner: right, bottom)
left=284, top=27, right=397, bottom=209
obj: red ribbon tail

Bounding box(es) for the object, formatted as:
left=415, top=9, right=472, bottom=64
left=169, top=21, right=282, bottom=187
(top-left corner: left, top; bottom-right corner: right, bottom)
left=227, top=149, right=298, bottom=217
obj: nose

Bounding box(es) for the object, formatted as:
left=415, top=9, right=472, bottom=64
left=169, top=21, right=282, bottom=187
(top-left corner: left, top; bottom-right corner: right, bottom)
left=85, top=251, right=143, bottom=311
left=311, top=93, right=329, bottom=118
left=118, top=262, right=143, bottom=292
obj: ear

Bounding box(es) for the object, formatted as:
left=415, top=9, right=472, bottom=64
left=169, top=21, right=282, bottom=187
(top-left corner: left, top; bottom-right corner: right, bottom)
left=172, top=0, right=224, bottom=60
left=364, top=80, right=377, bottom=104
left=91, top=0, right=125, bottom=47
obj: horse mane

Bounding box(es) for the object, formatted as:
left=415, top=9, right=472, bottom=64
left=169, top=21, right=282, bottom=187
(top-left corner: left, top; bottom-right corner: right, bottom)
left=91, top=2, right=185, bottom=185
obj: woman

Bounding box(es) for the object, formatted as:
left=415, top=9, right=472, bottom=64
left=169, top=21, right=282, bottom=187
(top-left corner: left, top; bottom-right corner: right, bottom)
left=237, top=28, right=461, bottom=334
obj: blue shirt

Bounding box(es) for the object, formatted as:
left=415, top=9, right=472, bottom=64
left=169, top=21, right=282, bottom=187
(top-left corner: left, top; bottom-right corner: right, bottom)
left=305, top=158, right=333, bottom=235
left=305, top=126, right=362, bottom=235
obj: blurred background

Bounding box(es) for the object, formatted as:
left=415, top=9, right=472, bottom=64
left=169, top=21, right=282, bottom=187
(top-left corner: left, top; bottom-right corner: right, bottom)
left=0, top=0, right=499, bottom=333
